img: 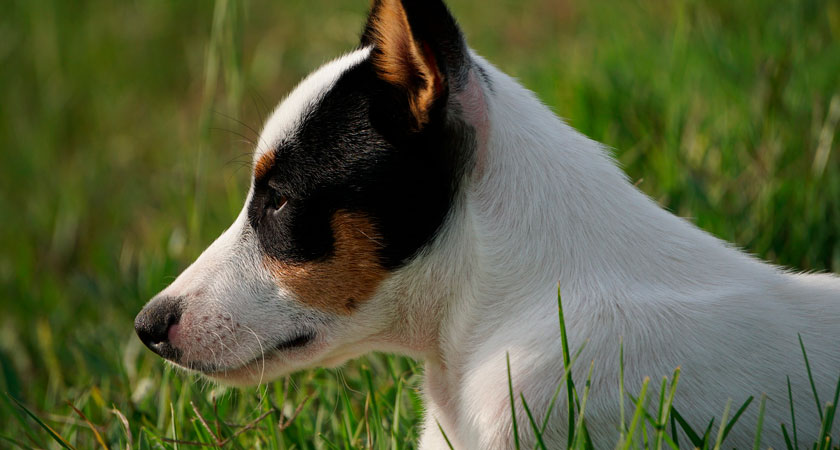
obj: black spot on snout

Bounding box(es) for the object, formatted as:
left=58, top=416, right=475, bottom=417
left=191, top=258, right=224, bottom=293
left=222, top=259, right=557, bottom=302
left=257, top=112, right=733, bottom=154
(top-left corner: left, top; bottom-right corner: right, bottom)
left=135, top=296, right=183, bottom=361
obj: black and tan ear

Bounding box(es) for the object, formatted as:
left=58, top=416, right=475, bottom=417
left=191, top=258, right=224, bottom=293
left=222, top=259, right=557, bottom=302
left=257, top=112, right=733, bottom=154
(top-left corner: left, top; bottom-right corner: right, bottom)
left=361, top=0, right=467, bottom=128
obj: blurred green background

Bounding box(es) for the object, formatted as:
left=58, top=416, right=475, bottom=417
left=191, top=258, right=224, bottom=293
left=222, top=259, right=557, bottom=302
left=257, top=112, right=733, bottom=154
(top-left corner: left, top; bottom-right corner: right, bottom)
left=1, top=0, right=838, bottom=448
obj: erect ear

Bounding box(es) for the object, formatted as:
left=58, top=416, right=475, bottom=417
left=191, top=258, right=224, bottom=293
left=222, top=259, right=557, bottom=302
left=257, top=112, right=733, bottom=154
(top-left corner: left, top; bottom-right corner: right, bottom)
left=360, top=0, right=467, bottom=128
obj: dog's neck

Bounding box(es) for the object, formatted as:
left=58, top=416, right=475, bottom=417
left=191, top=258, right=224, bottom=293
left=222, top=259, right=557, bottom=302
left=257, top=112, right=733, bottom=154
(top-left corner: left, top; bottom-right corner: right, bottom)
left=381, top=52, right=775, bottom=366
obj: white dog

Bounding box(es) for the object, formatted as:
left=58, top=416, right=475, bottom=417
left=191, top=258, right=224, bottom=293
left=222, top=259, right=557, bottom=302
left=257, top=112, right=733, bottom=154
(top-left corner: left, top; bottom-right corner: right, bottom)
left=135, top=0, right=840, bottom=447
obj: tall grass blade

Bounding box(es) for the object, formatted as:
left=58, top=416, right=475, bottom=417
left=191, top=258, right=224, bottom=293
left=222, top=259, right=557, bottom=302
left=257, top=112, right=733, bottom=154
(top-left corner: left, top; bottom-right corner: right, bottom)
left=787, top=375, right=799, bottom=450
left=712, top=399, right=732, bottom=450
left=702, top=417, right=715, bottom=449
left=619, top=337, right=626, bottom=442
left=111, top=407, right=133, bottom=450
left=6, top=393, right=76, bottom=450
left=519, top=394, right=547, bottom=450
left=67, top=401, right=110, bottom=450
left=363, top=366, right=385, bottom=446
left=819, top=371, right=840, bottom=443
left=169, top=402, right=179, bottom=450
left=655, top=368, right=681, bottom=450
left=391, top=376, right=404, bottom=450
left=799, top=334, right=824, bottom=422
left=541, top=344, right=585, bottom=435
left=752, top=394, right=767, bottom=450
left=437, top=421, right=455, bottom=450
left=719, top=396, right=753, bottom=443
left=670, top=412, right=679, bottom=449
left=557, top=286, right=578, bottom=447
left=671, top=406, right=704, bottom=448
left=318, top=434, right=342, bottom=450
left=815, top=402, right=834, bottom=450
left=621, top=377, right=650, bottom=450
left=507, top=352, right=521, bottom=450
left=781, top=423, right=794, bottom=450
left=571, top=360, right=595, bottom=449
left=339, top=383, right=356, bottom=449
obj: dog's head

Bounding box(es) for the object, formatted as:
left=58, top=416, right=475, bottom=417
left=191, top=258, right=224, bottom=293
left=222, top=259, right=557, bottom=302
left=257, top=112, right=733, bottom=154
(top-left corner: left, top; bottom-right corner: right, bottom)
left=134, top=0, right=488, bottom=385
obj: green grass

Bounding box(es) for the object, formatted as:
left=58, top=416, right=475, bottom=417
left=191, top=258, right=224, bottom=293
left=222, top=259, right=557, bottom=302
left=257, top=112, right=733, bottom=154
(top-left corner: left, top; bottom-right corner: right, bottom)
left=1, top=0, right=839, bottom=448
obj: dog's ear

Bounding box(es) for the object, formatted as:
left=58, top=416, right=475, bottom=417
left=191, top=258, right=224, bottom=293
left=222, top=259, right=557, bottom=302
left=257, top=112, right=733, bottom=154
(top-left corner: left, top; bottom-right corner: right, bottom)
left=360, top=0, right=467, bottom=128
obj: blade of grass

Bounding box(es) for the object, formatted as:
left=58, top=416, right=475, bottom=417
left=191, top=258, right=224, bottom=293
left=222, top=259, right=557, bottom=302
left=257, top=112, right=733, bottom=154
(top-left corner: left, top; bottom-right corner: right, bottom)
left=752, top=394, right=766, bottom=450
left=437, top=420, right=455, bottom=450
left=507, top=352, right=521, bottom=450
left=711, top=399, right=732, bottom=450
left=719, top=396, right=753, bottom=443
left=519, top=394, right=547, bottom=450
left=787, top=375, right=799, bottom=450
left=339, top=383, right=355, bottom=449
left=816, top=403, right=834, bottom=450
left=671, top=405, right=704, bottom=448
left=67, top=401, right=110, bottom=450
left=819, top=371, right=840, bottom=443
left=702, top=417, right=715, bottom=449
left=799, top=334, right=823, bottom=422
left=571, top=360, right=595, bottom=449
left=557, top=287, right=577, bottom=448
left=2, top=392, right=45, bottom=448
left=110, top=407, right=133, bottom=450
left=391, top=376, right=404, bottom=450
left=669, top=412, right=679, bottom=449
left=169, top=402, right=179, bottom=450
left=540, top=343, right=586, bottom=435
left=655, top=367, right=681, bottom=450
left=318, top=433, right=342, bottom=450
left=620, top=377, right=650, bottom=450
left=6, top=393, right=76, bottom=450
left=362, top=365, right=385, bottom=446
left=619, top=337, right=626, bottom=442
left=780, top=423, right=794, bottom=450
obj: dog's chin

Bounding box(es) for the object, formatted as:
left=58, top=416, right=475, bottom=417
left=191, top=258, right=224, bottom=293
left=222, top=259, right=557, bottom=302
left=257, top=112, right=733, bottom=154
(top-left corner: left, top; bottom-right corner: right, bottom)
left=202, top=359, right=288, bottom=387
left=189, top=342, right=371, bottom=386
left=184, top=351, right=306, bottom=387
left=174, top=332, right=329, bottom=386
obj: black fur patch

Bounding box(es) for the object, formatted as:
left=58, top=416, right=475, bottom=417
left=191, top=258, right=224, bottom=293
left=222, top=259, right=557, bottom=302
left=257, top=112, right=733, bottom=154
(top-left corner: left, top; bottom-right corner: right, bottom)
left=247, top=57, right=475, bottom=270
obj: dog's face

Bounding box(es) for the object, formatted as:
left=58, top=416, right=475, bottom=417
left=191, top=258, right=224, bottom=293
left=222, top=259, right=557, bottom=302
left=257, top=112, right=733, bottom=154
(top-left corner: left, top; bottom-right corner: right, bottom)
left=134, top=0, right=484, bottom=385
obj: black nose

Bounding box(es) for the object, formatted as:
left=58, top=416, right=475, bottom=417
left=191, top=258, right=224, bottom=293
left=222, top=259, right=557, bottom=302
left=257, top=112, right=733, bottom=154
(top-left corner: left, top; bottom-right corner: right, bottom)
left=134, top=295, right=183, bottom=360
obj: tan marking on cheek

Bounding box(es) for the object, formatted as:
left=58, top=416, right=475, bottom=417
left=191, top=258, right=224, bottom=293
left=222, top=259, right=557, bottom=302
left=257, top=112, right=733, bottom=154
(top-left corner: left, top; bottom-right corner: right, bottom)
left=254, top=151, right=276, bottom=180
left=264, top=212, right=387, bottom=315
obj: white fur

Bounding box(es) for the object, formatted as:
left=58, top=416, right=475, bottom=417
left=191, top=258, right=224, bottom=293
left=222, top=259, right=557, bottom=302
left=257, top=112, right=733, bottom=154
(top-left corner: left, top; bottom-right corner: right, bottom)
left=389, top=54, right=840, bottom=448
left=158, top=45, right=840, bottom=448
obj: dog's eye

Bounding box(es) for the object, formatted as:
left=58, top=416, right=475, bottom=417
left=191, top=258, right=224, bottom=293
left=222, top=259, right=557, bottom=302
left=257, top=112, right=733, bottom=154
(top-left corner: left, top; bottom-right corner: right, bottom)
left=267, top=190, right=287, bottom=213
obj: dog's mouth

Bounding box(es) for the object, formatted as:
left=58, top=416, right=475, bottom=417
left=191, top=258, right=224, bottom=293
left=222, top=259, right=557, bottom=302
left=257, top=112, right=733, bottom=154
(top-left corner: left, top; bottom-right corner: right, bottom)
left=181, top=330, right=316, bottom=375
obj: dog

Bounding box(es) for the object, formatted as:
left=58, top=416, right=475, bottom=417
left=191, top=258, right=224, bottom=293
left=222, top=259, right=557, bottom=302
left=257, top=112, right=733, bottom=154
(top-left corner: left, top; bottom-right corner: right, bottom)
left=135, top=0, right=840, bottom=447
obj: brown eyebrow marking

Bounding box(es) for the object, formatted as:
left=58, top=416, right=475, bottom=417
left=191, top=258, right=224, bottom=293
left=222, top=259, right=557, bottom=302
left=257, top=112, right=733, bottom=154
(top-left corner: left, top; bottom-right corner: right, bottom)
left=254, top=150, right=276, bottom=180
left=263, top=211, right=387, bottom=315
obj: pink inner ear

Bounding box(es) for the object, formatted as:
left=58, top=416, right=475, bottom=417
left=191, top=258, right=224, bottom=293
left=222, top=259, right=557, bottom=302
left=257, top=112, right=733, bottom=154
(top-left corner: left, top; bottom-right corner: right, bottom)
left=456, top=70, right=490, bottom=176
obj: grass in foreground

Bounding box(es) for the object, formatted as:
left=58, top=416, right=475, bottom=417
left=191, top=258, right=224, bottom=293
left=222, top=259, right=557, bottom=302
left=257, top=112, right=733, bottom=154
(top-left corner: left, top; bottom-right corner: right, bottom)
left=5, top=289, right=840, bottom=449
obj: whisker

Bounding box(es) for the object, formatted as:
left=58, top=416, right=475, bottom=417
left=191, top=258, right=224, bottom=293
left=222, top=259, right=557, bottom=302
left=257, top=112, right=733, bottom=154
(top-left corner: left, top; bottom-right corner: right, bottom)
left=210, top=127, right=255, bottom=146
left=213, top=110, right=261, bottom=141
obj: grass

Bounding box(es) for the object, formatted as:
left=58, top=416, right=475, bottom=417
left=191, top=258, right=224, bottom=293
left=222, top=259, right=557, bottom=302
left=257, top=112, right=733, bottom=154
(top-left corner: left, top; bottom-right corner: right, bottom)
left=0, top=0, right=839, bottom=448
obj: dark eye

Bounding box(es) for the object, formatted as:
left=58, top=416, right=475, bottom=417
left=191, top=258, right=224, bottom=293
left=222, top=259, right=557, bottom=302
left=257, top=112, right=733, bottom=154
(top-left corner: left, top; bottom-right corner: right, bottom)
left=266, top=189, right=288, bottom=213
